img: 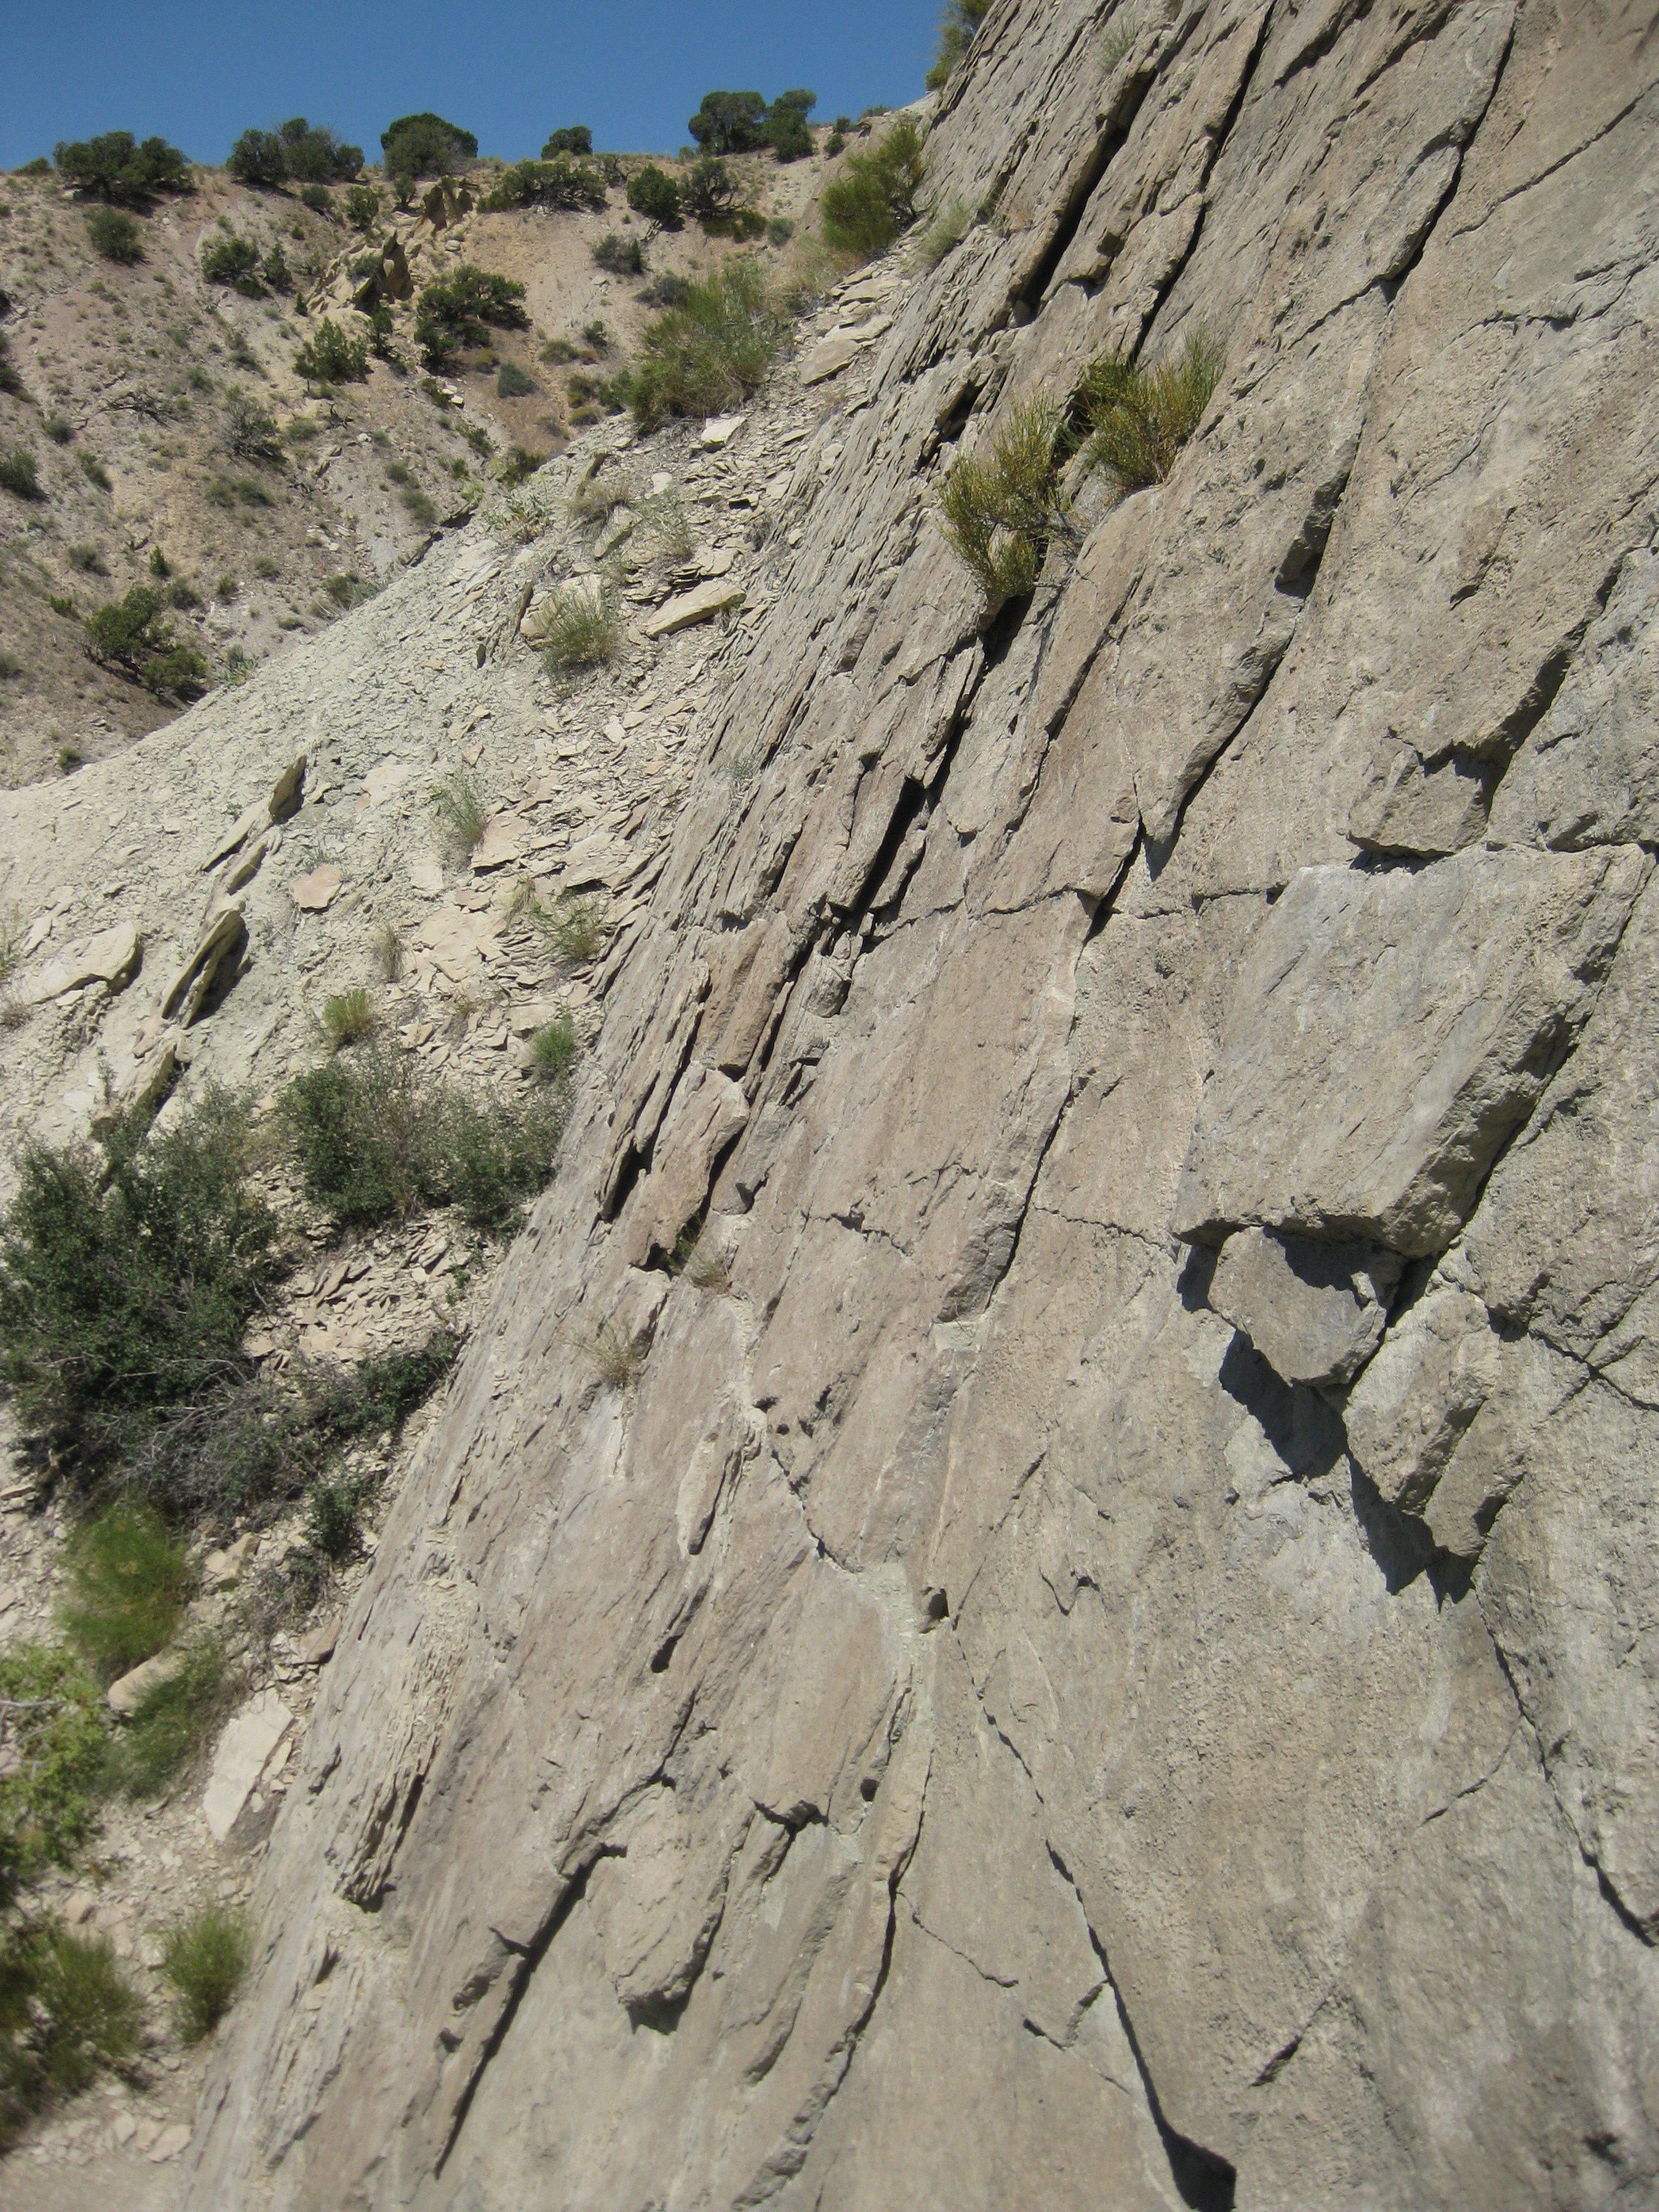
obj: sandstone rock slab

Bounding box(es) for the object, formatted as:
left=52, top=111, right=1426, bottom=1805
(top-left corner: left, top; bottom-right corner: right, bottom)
left=289, top=863, right=342, bottom=913
left=642, top=579, right=745, bottom=638
left=203, top=1689, right=293, bottom=1845
left=1207, top=1225, right=1401, bottom=1389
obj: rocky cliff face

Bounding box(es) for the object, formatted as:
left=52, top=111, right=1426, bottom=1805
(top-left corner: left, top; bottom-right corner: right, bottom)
left=165, top=2, right=1659, bottom=2205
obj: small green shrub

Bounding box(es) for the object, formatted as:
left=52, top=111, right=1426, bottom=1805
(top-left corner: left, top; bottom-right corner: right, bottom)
left=1079, top=329, right=1223, bottom=491
left=224, top=392, right=283, bottom=462
left=108, top=1634, right=230, bottom=1797
left=321, top=985, right=376, bottom=1048
left=0, top=449, right=43, bottom=501
left=430, top=764, right=489, bottom=855
left=766, top=216, right=795, bottom=246
left=66, top=542, right=106, bottom=573
left=0, top=1646, right=106, bottom=1903
left=0, top=651, right=20, bottom=678
left=940, top=395, right=1069, bottom=602
left=78, top=449, right=111, bottom=489
left=497, top=359, right=538, bottom=398
left=496, top=445, right=544, bottom=488
left=626, top=166, right=682, bottom=227
left=821, top=116, right=926, bottom=258
left=402, top=485, right=437, bottom=527
left=294, top=317, right=369, bottom=384
left=415, top=265, right=529, bottom=369
left=301, top=182, right=331, bottom=214
left=529, top=1012, right=579, bottom=1084
left=83, top=584, right=208, bottom=697
left=0, top=1923, right=141, bottom=2139
left=85, top=205, right=142, bottom=263
left=825, top=130, right=846, bottom=157
left=682, top=154, right=739, bottom=224
left=629, top=258, right=783, bottom=429
left=304, top=1477, right=362, bottom=1563
left=166, top=576, right=203, bottom=609
left=0, top=1090, right=275, bottom=1469
left=54, top=131, right=190, bottom=207
left=262, top=242, right=292, bottom=291
left=44, top=414, right=75, bottom=445
left=345, top=181, right=382, bottom=232
left=593, top=230, right=646, bottom=275
left=1099, top=9, right=1143, bottom=69
left=163, top=1906, right=249, bottom=2043
left=283, top=1050, right=564, bottom=1231
left=61, top=1504, right=193, bottom=1677
left=541, top=583, right=621, bottom=671
left=543, top=125, right=593, bottom=157
left=0, top=336, right=24, bottom=398
left=57, top=744, right=83, bottom=773
left=202, top=234, right=261, bottom=290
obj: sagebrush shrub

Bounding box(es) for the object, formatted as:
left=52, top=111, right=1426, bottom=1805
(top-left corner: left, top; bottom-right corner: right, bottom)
left=163, top=1907, right=249, bottom=2043
left=940, top=396, right=1069, bottom=602
left=1079, top=329, right=1223, bottom=491
left=85, top=206, right=142, bottom=263
left=821, top=117, right=926, bottom=258
left=593, top=231, right=645, bottom=275
left=629, top=258, right=783, bottom=428
left=0, top=449, right=42, bottom=501
left=0, top=1090, right=275, bottom=1465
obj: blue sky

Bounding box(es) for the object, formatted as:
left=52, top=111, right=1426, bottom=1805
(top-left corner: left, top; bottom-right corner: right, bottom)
left=1, top=0, right=943, bottom=171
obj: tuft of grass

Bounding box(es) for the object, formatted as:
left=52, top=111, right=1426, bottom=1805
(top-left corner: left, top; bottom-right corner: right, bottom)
left=542, top=582, right=621, bottom=672
left=939, top=395, right=1069, bottom=602
left=66, top=543, right=106, bottom=574
left=915, top=195, right=972, bottom=270
left=60, top=1503, right=193, bottom=1678
left=321, top=986, right=376, bottom=1049
left=820, top=117, right=926, bottom=260
left=531, top=890, right=605, bottom=965
left=1099, top=7, right=1143, bottom=70
left=636, top=488, right=694, bottom=562
left=628, top=258, right=785, bottom=430
left=430, top=766, right=489, bottom=857
left=496, top=359, right=537, bottom=398
left=77, top=449, right=111, bottom=491
left=528, top=1012, right=578, bottom=1084
left=282, top=1049, right=565, bottom=1231
left=0, top=1645, right=106, bottom=1902
left=588, top=1320, right=644, bottom=1387
left=108, top=1634, right=232, bottom=1797
left=43, top=415, right=75, bottom=445
left=371, top=922, right=403, bottom=982
left=1079, top=329, right=1223, bottom=493
left=162, top=1906, right=249, bottom=2043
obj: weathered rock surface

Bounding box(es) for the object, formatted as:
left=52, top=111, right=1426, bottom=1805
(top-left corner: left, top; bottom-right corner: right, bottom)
left=0, top=1, right=1647, bottom=2207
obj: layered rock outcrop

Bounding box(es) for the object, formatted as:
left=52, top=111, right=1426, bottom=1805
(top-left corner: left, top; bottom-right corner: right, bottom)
left=176, top=2, right=1659, bottom=2205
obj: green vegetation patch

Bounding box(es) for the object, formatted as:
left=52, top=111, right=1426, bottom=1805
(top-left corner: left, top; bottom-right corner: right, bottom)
left=820, top=117, right=926, bottom=258
left=163, top=1906, right=249, bottom=2042
left=61, top=1503, right=193, bottom=1677
left=0, top=1645, right=106, bottom=1902
left=628, top=258, right=784, bottom=430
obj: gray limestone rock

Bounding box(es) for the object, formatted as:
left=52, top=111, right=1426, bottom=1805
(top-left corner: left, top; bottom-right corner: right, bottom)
left=1207, top=1225, right=1403, bottom=1389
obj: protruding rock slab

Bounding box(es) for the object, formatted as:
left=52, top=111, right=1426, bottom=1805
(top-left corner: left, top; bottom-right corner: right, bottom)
left=203, top=1689, right=293, bottom=1845
left=289, top=863, right=343, bottom=913
left=22, top=919, right=141, bottom=1006
left=1174, top=844, right=1650, bottom=1258
left=643, top=579, right=745, bottom=638
left=108, top=1645, right=187, bottom=1717
left=1207, top=1227, right=1401, bottom=1389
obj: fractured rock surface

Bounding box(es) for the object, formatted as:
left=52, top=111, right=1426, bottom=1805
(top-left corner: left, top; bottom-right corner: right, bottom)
left=3, top=1, right=1656, bottom=2206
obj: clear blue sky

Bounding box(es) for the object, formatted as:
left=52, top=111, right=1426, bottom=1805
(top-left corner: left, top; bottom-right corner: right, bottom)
left=1, top=0, right=943, bottom=171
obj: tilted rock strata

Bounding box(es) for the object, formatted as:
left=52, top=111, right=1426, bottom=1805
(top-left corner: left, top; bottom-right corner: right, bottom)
left=136, top=0, right=1659, bottom=2205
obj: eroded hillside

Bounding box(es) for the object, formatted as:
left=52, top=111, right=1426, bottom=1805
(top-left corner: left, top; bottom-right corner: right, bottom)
left=0, top=142, right=825, bottom=785
left=3, top=1, right=1659, bottom=2207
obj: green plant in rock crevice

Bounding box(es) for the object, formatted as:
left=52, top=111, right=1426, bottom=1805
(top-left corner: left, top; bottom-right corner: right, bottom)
left=939, top=394, right=1071, bottom=602
left=430, top=765, right=489, bottom=855
left=1079, top=329, right=1224, bottom=493
left=60, top=1502, right=193, bottom=1677
left=162, top=1905, right=249, bottom=2043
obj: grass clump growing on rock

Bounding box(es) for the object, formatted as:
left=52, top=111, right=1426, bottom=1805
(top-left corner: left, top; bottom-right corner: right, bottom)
left=107, top=1634, right=232, bottom=1797
left=531, top=890, right=606, bottom=964
left=60, top=1503, right=192, bottom=1677
left=321, top=987, right=376, bottom=1048
left=430, top=765, right=489, bottom=856
left=1079, top=329, right=1223, bottom=492
left=628, top=258, right=783, bottom=430
left=940, top=395, right=1069, bottom=602
left=529, top=1012, right=578, bottom=1084
left=820, top=117, right=925, bottom=259
left=163, top=1906, right=249, bottom=2042
left=542, top=582, right=621, bottom=672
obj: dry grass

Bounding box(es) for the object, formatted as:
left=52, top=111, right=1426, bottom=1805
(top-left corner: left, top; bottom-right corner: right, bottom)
left=588, top=1320, right=645, bottom=1386
left=430, top=766, right=489, bottom=857
left=371, top=922, right=403, bottom=982
left=541, top=583, right=622, bottom=672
